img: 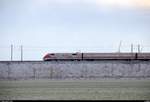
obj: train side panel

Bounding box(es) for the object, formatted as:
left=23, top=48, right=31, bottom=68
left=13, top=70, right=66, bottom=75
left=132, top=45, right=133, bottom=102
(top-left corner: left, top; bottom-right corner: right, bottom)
left=43, top=53, right=82, bottom=61
left=83, top=53, right=136, bottom=60
left=137, top=53, right=150, bottom=60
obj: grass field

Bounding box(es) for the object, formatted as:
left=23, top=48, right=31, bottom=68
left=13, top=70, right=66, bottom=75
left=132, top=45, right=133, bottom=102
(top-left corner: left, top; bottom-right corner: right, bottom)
left=0, top=79, right=150, bottom=100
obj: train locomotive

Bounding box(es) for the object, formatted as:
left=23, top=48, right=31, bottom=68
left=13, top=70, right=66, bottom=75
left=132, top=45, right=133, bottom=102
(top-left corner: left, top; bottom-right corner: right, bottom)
left=43, top=52, right=150, bottom=61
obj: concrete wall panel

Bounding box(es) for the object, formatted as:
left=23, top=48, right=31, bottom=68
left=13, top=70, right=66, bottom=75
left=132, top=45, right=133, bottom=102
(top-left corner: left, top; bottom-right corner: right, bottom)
left=0, top=60, right=150, bottom=80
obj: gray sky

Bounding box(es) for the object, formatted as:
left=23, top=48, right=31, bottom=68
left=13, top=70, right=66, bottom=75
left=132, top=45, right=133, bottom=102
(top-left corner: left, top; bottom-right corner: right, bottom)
left=0, top=0, right=150, bottom=60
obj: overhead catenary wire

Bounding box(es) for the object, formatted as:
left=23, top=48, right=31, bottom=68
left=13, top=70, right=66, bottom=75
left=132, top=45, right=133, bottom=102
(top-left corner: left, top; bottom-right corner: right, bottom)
left=0, top=44, right=150, bottom=61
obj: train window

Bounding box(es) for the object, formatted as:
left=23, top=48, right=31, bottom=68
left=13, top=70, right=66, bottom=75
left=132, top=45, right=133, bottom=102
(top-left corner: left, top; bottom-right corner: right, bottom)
left=50, top=54, right=55, bottom=55
left=72, top=53, right=77, bottom=55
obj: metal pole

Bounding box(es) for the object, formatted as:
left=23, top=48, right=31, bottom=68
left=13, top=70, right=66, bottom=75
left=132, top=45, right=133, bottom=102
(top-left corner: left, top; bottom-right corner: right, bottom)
left=138, top=44, right=140, bottom=53
left=131, top=44, right=133, bottom=53
left=118, top=41, right=122, bottom=53
left=21, top=45, right=23, bottom=61
left=11, top=44, right=13, bottom=61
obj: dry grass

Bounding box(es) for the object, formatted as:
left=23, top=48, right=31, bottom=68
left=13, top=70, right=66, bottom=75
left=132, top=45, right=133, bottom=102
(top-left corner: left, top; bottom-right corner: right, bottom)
left=0, top=79, right=150, bottom=100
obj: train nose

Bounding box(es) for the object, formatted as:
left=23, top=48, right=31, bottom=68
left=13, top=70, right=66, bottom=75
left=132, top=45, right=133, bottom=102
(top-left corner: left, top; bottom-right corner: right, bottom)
left=43, top=53, right=50, bottom=61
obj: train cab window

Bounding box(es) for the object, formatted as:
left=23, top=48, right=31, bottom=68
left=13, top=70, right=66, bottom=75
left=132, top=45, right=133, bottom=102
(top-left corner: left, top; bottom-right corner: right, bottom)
left=50, top=54, right=55, bottom=55
left=72, top=53, right=77, bottom=55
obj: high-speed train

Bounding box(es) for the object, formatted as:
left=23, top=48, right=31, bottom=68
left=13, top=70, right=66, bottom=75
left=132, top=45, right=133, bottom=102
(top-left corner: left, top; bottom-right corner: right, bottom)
left=43, top=53, right=150, bottom=61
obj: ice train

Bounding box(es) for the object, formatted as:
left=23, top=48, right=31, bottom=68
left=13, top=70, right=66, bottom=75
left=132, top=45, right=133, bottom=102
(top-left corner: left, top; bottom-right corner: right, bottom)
left=43, top=53, right=150, bottom=61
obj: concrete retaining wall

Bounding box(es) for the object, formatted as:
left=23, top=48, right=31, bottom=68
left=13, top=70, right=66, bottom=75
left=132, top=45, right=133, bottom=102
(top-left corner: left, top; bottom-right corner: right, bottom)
left=0, top=60, right=150, bottom=80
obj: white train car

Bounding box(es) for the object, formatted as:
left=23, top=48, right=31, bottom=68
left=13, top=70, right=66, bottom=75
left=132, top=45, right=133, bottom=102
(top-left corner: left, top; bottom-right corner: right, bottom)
left=43, top=53, right=150, bottom=61
left=137, top=53, right=150, bottom=60
left=43, top=53, right=82, bottom=61
left=82, top=53, right=136, bottom=60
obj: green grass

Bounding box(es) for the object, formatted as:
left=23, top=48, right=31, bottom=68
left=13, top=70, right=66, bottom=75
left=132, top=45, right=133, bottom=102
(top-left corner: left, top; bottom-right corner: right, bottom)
left=0, top=79, right=150, bottom=100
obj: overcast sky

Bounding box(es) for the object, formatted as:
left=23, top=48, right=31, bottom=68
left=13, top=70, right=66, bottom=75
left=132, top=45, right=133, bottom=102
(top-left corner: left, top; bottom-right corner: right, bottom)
left=0, top=0, right=150, bottom=60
